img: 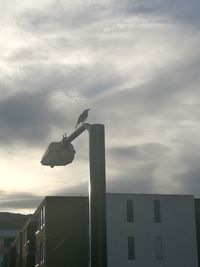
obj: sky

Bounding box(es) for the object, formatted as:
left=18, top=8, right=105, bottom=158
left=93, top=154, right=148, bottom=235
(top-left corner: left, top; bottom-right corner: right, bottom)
left=0, top=0, right=200, bottom=214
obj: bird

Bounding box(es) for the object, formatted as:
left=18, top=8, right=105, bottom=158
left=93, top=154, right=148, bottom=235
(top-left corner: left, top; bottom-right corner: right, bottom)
left=75, top=109, right=90, bottom=129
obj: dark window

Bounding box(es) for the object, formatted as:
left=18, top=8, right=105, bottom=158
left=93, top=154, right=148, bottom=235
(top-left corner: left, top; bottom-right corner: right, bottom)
left=40, top=241, right=45, bottom=263
left=42, top=206, right=45, bottom=227
left=155, top=236, right=163, bottom=260
left=36, top=241, right=45, bottom=265
left=22, top=230, right=27, bottom=245
left=154, top=200, right=161, bottom=223
left=127, top=200, right=134, bottom=222
left=36, top=246, right=40, bottom=265
left=4, top=238, right=14, bottom=247
left=39, top=206, right=46, bottom=230
left=128, top=237, right=135, bottom=260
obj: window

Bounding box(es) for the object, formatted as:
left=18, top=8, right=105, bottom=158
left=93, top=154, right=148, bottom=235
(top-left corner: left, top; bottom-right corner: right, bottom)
left=39, top=206, right=46, bottom=230
left=35, top=214, right=40, bottom=234
left=0, top=238, right=4, bottom=248
left=128, top=237, right=135, bottom=260
left=22, top=230, right=27, bottom=245
left=36, top=241, right=45, bottom=265
left=154, top=200, right=161, bottom=223
left=127, top=200, right=134, bottom=222
left=155, top=236, right=163, bottom=260
left=4, top=238, right=14, bottom=247
left=36, top=246, right=40, bottom=266
left=40, top=241, right=45, bottom=264
left=40, top=208, right=43, bottom=229
left=42, top=206, right=45, bottom=227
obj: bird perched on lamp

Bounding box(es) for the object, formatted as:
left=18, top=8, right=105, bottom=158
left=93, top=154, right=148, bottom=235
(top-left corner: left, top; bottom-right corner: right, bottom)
left=75, top=108, right=90, bottom=129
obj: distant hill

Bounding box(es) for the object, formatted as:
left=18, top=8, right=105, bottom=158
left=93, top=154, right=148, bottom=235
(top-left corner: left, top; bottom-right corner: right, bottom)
left=0, top=212, right=31, bottom=230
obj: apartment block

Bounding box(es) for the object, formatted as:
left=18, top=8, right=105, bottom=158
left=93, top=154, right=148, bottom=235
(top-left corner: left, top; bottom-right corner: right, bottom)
left=107, top=193, right=198, bottom=267
left=0, top=230, right=19, bottom=267
left=0, top=213, right=30, bottom=267
left=11, top=196, right=88, bottom=267
left=10, top=194, right=198, bottom=267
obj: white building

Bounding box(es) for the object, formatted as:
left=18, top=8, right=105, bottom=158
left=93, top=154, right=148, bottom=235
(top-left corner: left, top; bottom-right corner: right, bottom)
left=106, top=193, right=198, bottom=267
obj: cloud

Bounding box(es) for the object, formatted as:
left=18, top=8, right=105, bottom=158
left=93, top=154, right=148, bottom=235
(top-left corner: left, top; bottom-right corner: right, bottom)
left=91, top=53, right=200, bottom=132
left=169, top=140, right=200, bottom=197
left=108, top=143, right=170, bottom=162
left=0, top=60, right=127, bottom=146
left=0, top=88, right=65, bottom=145
left=116, top=0, right=200, bottom=25
left=107, top=167, right=156, bottom=194
left=0, top=0, right=200, bottom=212
left=106, top=143, right=169, bottom=193
left=53, top=161, right=158, bottom=195
left=54, top=181, right=88, bottom=196
left=16, top=1, right=111, bottom=33
left=0, top=190, right=42, bottom=209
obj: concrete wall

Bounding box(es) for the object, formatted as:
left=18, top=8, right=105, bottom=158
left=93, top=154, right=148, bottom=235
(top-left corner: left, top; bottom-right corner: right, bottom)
left=106, top=193, right=198, bottom=267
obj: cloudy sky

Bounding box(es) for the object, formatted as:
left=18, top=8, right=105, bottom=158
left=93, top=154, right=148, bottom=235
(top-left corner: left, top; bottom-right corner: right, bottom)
left=0, top=0, right=200, bottom=214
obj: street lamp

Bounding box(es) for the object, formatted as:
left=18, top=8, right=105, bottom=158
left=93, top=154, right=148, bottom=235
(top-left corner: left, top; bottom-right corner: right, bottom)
left=41, top=123, right=107, bottom=267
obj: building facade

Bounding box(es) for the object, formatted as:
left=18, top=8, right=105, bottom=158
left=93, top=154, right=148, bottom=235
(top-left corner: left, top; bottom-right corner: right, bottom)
left=195, top=199, right=200, bottom=267
left=11, top=194, right=198, bottom=267
left=107, top=193, right=198, bottom=267
left=0, top=230, right=19, bottom=267
left=0, top=212, right=30, bottom=267
left=11, top=196, right=89, bottom=267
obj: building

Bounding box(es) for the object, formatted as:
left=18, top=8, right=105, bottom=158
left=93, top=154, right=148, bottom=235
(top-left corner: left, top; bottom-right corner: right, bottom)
left=12, top=196, right=89, bottom=267
left=195, top=199, right=200, bottom=267
left=0, top=213, right=30, bottom=267
left=0, top=230, right=19, bottom=267
left=107, top=193, right=198, bottom=267
left=11, top=194, right=198, bottom=267
left=21, top=218, right=37, bottom=267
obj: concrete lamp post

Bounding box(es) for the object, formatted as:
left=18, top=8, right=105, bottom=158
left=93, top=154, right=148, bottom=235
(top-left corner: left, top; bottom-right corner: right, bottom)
left=41, top=123, right=107, bottom=267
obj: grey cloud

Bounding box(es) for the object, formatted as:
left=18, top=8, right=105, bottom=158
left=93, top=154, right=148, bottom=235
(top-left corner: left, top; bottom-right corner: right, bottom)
left=172, top=142, right=200, bottom=197
left=7, top=47, right=50, bottom=63
left=16, top=0, right=200, bottom=35
left=53, top=161, right=157, bottom=195
left=0, top=0, right=199, bottom=208
left=0, top=62, right=107, bottom=145
left=108, top=143, right=170, bottom=162
left=108, top=142, right=200, bottom=196
left=16, top=2, right=110, bottom=33
left=92, top=54, right=200, bottom=128
left=107, top=162, right=157, bottom=193
left=0, top=58, right=126, bottom=146
left=0, top=89, right=64, bottom=145
left=116, top=0, right=200, bottom=25
left=139, top=56, right=200, bottom=113
left=106, top=144, right=168, bottom=194
left=0, top=191, right=42, bottom=209
left=0, top=56, right=127, bottom=146
left=89, top=54, right=200, bottom=196
left=0, top=199, right=41, bottom=209
left=180, top=168, right=200, bottom=197
left=42, top=63, right=123, bottom=99
left=54, top=182, right=88, bottom=196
